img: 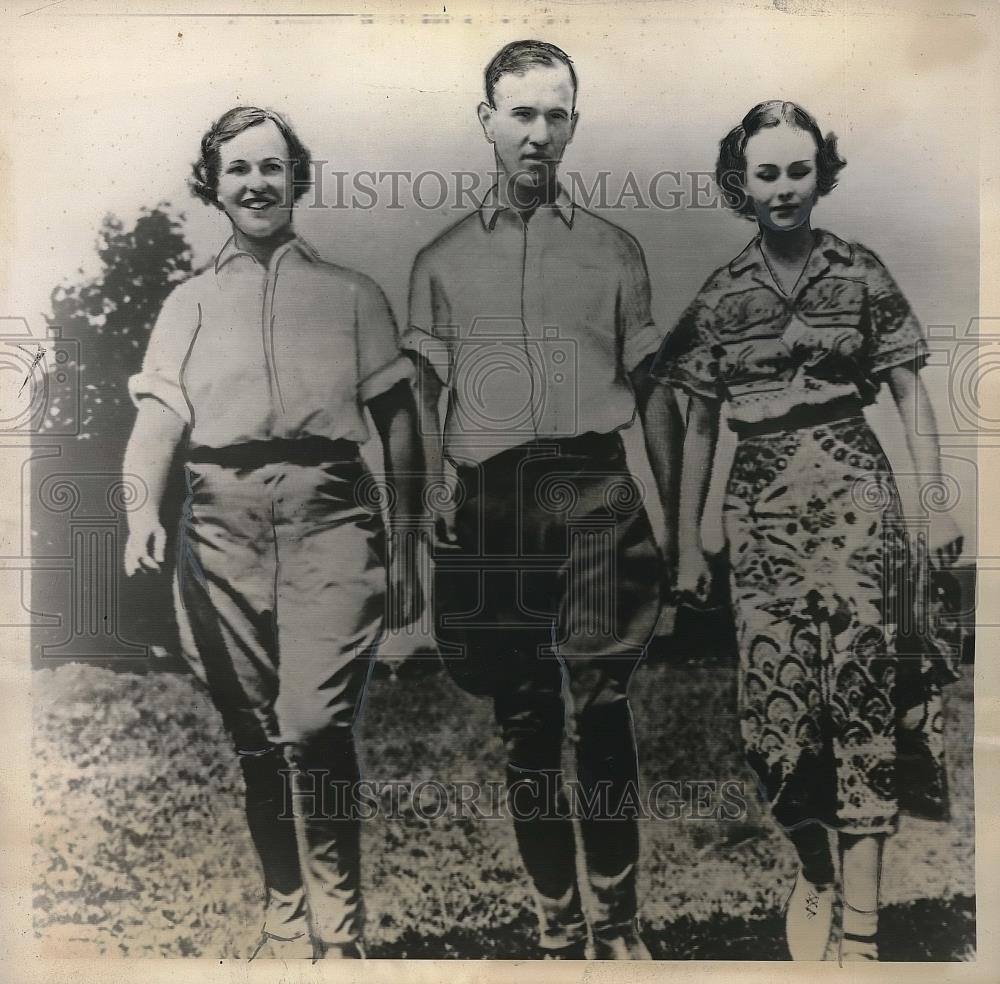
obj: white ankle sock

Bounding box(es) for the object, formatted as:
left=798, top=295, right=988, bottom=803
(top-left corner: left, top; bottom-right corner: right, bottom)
left=843, top=901, right=878, bottom=939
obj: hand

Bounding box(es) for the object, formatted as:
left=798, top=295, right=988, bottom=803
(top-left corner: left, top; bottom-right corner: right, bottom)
left=676, top=545, right=712, bottom=605
left=425, top=476, right=459, bottom=549
left=929, top=516, right=964, bottom=570
left=124, top=509, right=166, bottom=576
left=899, top=702, right=928, bottom=732
left=386, top=537, right=425, bottom=630
left=434, top=511, right=459, bottom=549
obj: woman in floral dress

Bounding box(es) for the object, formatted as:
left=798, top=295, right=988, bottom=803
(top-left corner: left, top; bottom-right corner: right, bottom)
left=651, top=100, right=964, bottom=961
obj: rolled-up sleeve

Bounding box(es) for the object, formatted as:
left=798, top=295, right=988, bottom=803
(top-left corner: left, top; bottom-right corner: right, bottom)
left=127, top=282, right=198, bottom=425
left=400, top=248, right=452, bottom=386
left=356, top=276, right=415, bottom=403
left=617, top=233, right=664, bottom=374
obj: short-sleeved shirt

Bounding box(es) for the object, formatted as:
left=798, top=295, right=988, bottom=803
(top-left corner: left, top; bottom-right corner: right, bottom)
left=128, top=234, right=413, bottom=450
left=402, top=185, right=664, bottom=466
left=650, top=229, right=929, bottom=428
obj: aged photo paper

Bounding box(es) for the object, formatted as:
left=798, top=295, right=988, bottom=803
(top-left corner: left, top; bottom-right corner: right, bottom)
left=2, top=1, right=999, bottom=983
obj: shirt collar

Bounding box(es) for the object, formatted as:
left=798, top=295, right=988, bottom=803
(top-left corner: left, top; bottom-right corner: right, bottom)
left=728, top=227, right=854, bottom=278
left=478, top=182, right=576, bottom=231
left=214, top=232, right=321, bottom=274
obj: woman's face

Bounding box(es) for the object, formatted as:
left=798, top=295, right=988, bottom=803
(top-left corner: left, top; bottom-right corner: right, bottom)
left=216, top=119, right=295, bottom=240
left=742, top=123, right=819, bottom=232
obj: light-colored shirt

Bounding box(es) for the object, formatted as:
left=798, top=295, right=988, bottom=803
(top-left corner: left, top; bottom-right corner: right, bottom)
left=128, top=234, right=413, bottom=449
left=650, top=229, right=929, bottom=428
left=402, top=185, right=664, bottom=465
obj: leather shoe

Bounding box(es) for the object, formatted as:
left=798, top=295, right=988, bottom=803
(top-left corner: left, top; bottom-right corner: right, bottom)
left=783, top=869, right=834, bottom=960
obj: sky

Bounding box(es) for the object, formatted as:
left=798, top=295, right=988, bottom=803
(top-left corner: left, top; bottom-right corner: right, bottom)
left=5, top=0, right=986, bottom=539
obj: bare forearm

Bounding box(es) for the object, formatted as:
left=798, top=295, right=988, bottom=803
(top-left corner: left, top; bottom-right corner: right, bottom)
left=369, top=381, right=424, bottom=525
left=122, top=401, right=186, bottom=518
left=409, top=357, right=446, bottom=498
left=892, top=369, right=944, bottom=478
left=368, top=379, right=427, bottom=628
left=678, top=396, right=720, bottom=555
left=887, top=364, right=964, bottom=561
left=632, top=365, right=683, bottom=552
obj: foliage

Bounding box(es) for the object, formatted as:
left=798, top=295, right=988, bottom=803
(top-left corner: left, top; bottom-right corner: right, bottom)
left=42, top=204, right=193, bottom=447
left=30, top=205, right=194, bottom=658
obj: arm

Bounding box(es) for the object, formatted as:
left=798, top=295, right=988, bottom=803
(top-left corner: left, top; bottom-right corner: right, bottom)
left=122, top=279, right=198, bottom=576
left=368, top=378, right=426, bottom=629
left=122, top=401, right=186, bottom=575
left=402, top=244, right=453, bottom=543
left=860, top=246, right=960, bottom=565
left=368, top=377, right=424, bottom=524
left=676, top=394, right=721, bottom=597
left=885, top=364, right=963, bottom=566
left=616, top=233, right=682, bottom=566
left=630, top=357, right=683, bottom=574
left=407, top=351, right=454, bottom=544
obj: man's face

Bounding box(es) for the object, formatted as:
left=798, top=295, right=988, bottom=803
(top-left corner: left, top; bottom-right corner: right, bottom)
left=478, top=62, right=578, bottom=199
left=216, top=119, right=295, bottom=240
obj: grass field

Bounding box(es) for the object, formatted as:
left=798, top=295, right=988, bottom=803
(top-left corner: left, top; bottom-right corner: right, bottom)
left=31, top=653, right=975, bottom=960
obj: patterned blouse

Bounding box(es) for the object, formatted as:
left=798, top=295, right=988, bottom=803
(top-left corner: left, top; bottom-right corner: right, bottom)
left=650, top=229, right=929, bottom=428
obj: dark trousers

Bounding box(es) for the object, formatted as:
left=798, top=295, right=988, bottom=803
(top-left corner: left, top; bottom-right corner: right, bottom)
left=434, top=432, right=661, bottom=945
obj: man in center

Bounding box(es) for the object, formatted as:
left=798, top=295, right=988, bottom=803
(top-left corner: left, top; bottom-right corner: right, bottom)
left=403, top=40, right=680, bottom=959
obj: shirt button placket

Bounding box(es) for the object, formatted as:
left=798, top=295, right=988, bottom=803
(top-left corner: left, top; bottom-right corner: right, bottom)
left=520, top=217, right=546, bottom=440
left=262, top=248, right=287, bottom=430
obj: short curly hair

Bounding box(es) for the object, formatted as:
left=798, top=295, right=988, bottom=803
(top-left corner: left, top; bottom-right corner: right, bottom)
left=716, top=100, right=846, bottom=219
left=189, top=106, right=312, bottom=209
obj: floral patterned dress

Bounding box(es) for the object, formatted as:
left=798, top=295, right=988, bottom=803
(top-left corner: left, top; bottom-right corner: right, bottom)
left=651, top=229, right=960, bottom=833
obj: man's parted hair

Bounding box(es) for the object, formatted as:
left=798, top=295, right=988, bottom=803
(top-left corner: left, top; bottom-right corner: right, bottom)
left=716, top=100, right=846, bottom=219
left=484, top=40, right=578, bottom=108
left=190, top=106, right=312, bottom=209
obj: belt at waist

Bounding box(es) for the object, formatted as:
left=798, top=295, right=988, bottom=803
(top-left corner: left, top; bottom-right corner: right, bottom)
left=728, top=397, right=866, bottom=439
left=187, top=436, right=360, bottom=470
left=462, top=430, right=626, bottom=472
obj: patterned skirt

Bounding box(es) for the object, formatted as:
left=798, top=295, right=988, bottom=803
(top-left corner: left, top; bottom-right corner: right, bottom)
left=723, top=413, right=960, bottom=834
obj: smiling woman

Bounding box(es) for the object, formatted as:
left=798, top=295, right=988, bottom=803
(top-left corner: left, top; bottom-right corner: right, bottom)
left=120, top=105, right=424, bottom=960
left=188, top=108, right=310, bottom=262
left=716, top=101, right=846, bottom=222
left=190, top=107, right=312, bottom=210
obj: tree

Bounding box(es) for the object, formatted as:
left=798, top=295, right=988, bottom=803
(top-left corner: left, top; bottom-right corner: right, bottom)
left=43, top=204, right=194, bottom=446
left=32, top=205, right=195, bottom=666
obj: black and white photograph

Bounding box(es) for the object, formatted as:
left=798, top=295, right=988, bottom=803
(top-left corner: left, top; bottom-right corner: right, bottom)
left=3, top=0, right=998, bottom=979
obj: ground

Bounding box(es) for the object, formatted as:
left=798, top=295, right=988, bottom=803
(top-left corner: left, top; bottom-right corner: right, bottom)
left=31, top=654, right=975, bottom=960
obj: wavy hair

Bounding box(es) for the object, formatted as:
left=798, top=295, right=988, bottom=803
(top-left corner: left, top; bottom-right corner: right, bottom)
left=716, top=100, right=846, bottom=219
left=189, top=106, right=312, bottom=209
